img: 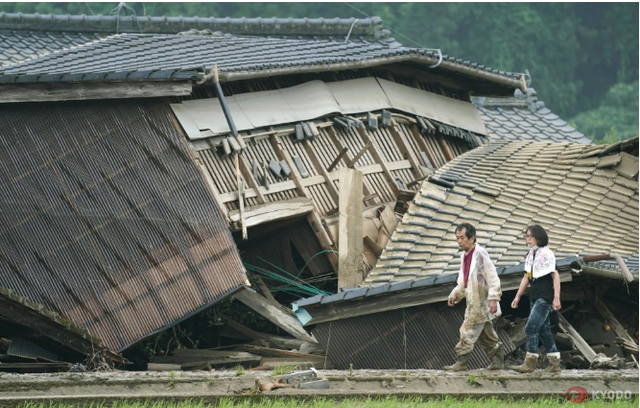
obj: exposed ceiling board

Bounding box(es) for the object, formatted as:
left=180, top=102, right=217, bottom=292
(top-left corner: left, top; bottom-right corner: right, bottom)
left=170, top=78, right=487, bottom=139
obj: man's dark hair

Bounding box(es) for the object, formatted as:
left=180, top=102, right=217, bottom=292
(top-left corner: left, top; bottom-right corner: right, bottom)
left=526, top=224, right=549, bottom=247
left=456, top=223, right=476, bottom=242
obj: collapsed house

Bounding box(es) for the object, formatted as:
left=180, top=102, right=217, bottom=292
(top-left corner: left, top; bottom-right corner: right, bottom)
left=0, top=12, right=635, bottom=372
left=294, top=138, right=639, bottom=369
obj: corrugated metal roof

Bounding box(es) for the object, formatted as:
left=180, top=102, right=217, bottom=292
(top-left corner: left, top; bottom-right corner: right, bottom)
left=364, top=138, right=639, bottom=284
left=0, top=99, right=248, bottom=352
left=311, top=303, right=514, bottom=369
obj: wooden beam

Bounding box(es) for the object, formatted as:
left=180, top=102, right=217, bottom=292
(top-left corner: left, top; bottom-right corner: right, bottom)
left=358, top=128, right=399, bottom=195
left=407, top=122, right=440, bottom=168
left=388, top=125, right=424, bottom=179
left=238, top=155, right=266, bottom=204
left=557, top=312, right=597, bottom=363
left=0, top=81, right=193, bottom=103
left=338, top=168, right=364, bottom=290
left=593, top=297, right=638, bottom=349
left=233, top=287, right=317, bottom=343
left=301, top=138, right=340, bottom=204
left=306, top=211, right=339, bottom=273
left=436, top=134, right=454, bottom=162
left=327, top=147, right=349, bottom=172
left=347, top=141, right=372, bottom=168
left=269, top=134, right=308, bottom=198
left=227, top=197, right=313, bottom=229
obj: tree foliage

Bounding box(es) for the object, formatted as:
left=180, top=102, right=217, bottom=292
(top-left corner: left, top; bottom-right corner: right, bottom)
left=569, top=81, right=639, bottom=144
left=1, top=2, right=637, bottom=143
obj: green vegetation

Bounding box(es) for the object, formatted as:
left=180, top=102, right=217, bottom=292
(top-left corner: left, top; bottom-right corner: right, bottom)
left=272, top=365, right=298, bottom=376
left=13, top=396, right=640, bottom=407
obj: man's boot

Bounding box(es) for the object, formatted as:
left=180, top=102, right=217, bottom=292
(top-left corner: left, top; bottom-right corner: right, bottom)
left=510, top=352, right=539, bottom=373
left=444, top=353, right=471, bottom=371
left=545, top=353, right=562, bottom=373
left=487, top=346, right=505, bottom=370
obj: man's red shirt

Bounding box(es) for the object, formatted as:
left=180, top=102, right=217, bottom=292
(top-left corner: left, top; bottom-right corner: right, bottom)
left=463, top=245, right=476, bottom=288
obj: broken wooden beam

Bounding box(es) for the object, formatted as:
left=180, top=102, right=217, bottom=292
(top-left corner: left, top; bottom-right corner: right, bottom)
left=233, top=287, right=317, bottom=343
left=327, top=147, right=349, bottom=172
left=557, top=312, right=597, bottom=363
left=338, top=167, right=364, bottom=290
left=594, top=297, right=638, bottom=352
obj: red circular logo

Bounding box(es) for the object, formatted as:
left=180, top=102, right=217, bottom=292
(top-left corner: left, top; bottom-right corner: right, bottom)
left=566, top=386, right=589, bottom=403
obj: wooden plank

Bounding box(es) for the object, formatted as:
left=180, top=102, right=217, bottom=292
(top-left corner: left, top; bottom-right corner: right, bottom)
left=347, top=141, right=372, bottom=168
left=358, top=128, right=399, bottom=195
left=389, top=125, right=424, bottom=179
left=436, top=134, right=455, bottom=162
left=238, top=154, right=266, bottom=204
left=233, top=287, right=316, bottom=343
left=147, top=363, right=182, bottom=371
left=407, top=123, right=439, bottom=168
left=327, top=147, right=350, bottom=172
left=338, top=168, right=364, bottom=290
left=593, top=297, right=638, bottom=348
left=0, top=82, right=193, bottom=103
left=242, top=345, right=326, bottom=361
left=227, top=198, right=313, bottom=229
left=302, top=138, right=340, bottom=203
left=306, top=211, right=339, bottom=273
left=220, top=180, right=299, bottom=202
left=269, top=134, right=308, bottom=198
left=557, top=312, right=597, bottom=363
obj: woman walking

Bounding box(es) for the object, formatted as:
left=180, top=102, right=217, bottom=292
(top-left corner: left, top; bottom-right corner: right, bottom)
left=510, top=224, right=562, bottom=373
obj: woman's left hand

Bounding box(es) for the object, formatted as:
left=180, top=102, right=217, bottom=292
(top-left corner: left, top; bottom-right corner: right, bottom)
left=552, top=298, right=561, bottom=311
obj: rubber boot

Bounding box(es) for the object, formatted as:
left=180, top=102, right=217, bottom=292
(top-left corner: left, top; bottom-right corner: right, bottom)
left=510, top=352, right=539, bottom=373
left=487, top=346, right=505, bottom=370
left=444, top=353, right=471, bottom=371
left=545, top=353, right=562, bottom=373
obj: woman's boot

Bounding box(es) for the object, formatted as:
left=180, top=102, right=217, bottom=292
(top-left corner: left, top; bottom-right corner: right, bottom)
left=510, top=352, right=538, bottom=373
left=545, top=353, right=562, bottom=373
left=444, top=353, right=470, bottom=371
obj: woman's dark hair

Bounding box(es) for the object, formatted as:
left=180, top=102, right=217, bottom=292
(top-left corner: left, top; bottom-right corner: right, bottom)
left=456, top=223, right=476, bottom=243
left=526, top=224, right=549, bottom=247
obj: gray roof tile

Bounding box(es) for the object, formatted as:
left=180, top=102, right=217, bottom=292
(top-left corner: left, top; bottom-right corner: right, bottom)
left=363, top=138, right=639, bottom=284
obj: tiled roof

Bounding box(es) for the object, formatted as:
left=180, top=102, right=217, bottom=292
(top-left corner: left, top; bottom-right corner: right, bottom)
left=364, top=138, right=639, bottom=284
left=294, top=255, right=585, bottom=310
left=0, top=31, right=524, bottom=87
left=0, top=13, right=397, bottom=66
left=476, top=88, right=592, bottom=145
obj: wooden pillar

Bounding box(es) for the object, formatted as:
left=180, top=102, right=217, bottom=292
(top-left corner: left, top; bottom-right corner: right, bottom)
left=338, top=167, right=363, bottom=291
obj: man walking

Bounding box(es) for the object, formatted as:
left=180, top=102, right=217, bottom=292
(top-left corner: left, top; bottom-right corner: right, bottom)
left=445, top=223, right=504, bottom=371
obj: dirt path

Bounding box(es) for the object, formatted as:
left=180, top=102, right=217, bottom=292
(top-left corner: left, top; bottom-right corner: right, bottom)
left=0, top=369, right=637, bottom=405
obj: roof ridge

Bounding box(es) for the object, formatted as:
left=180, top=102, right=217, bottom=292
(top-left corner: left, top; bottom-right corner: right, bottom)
left=0, top=12, right=391, bottom=40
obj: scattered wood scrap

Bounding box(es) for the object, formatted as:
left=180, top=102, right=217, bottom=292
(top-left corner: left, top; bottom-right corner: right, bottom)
left=148, top=349, right=262, bottom=371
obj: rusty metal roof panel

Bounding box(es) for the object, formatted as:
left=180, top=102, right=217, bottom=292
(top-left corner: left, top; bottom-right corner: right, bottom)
left=0, top=99, right=247, bottom=352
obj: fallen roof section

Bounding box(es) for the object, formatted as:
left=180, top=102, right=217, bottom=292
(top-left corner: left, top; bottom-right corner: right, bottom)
left=0, top=288, right=125, bottom=365
left=0, top=98, right=249, bottom=352
left=365, top=138, right=639, bottom=284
